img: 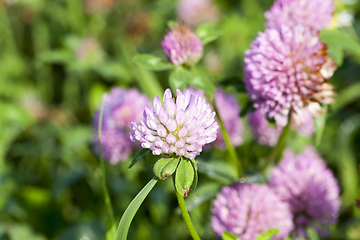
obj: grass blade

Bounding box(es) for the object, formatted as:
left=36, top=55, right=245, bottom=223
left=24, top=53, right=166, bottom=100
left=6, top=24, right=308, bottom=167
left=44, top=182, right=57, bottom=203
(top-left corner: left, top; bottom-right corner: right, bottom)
left=116, top=177, right=158, bottom=240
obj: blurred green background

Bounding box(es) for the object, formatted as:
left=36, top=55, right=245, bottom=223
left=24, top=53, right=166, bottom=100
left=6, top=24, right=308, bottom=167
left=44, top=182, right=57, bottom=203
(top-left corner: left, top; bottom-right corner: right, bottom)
left=1, top=0, right=360, bottom=239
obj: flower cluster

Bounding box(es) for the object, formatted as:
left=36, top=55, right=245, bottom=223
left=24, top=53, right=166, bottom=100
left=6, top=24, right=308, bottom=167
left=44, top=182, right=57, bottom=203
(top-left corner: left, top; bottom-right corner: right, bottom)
left=265, top=0, right=334, bottom=31
left=177, top=0, right=220, bottom=27
left=213, top=89, right=244, bottom=149
left=188, top=88, right=243, bottom=149
left=268, top=147, right=341, bottom=237
left=130, top=88, right=219, bottom=159
left=244, top=24, right=336, bottom=126
left=162, top=24, right=203, bottom=66
left=248, top=107, right=315, bottom=146
left=248, top=109, right=283, bottom=146
left=211, top=183, right=294, bottom=240
left=93, top=88, right=150, bottom=164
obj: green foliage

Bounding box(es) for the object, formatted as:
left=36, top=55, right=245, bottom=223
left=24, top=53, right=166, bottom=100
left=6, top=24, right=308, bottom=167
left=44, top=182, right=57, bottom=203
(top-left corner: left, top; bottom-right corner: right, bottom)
left=1, top=0, right=360, bottom=239
left=222, top=231, right=238, bottom=240
left=133, top=54, right=174, bottom=71
left=256, top=229, right=279, bottom=240
left=320, top=29, right=360, bottom=65
left=196, top=23, right=223, bottom=45
left=116, top=178, right=158, bottom=240
left=169, top=67, right=216, bottom=93
left=128, top=149, right=150, bottom=169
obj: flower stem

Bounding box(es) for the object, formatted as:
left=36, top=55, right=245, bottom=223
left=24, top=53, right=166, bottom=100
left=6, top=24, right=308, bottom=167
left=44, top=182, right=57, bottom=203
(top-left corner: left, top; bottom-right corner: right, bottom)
left=261, top=117, right=291, bottom=174
left=214, top=106, right=243, bottom=178
left=174, top=177, right=201, bottom=240
left=98, top=94, right=116, bottom=240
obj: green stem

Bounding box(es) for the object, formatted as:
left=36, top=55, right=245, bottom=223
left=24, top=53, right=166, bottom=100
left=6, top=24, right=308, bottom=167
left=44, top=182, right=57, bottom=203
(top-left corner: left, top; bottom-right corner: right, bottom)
left=214, top=105, right=242, bottom=178
left=98, top=94, right=116, bottom=240
left=261, top=116, right=291, bottom=174
left=174, top=177, right=201, bottom=240
left=315, top=105, right=328, bottom=148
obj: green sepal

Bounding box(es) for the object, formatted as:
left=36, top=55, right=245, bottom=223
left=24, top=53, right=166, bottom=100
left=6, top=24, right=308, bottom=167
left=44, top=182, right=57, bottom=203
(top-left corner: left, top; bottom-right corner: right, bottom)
left=161, top=158, right=180, bottom=180
left=175, top=159, right=195, bottom=197
left=189, top=158, right=198, bottom=190
left=153, top=158, right=173, bottom=180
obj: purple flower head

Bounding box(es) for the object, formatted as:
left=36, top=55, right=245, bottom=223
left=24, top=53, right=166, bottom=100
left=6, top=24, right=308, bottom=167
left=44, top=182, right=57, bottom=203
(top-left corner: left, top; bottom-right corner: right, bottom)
left=248, top=109, right=283, bottom=147
left=268, top=147, right=341, bottom=237
left=177, top=0, right=220, bottom=27
left=162, top=25, right=203, bottom=66
left=93, top=88, right=150, bottom=164
left=249, top=107, right=315, bottom=146
left=211, top=183, right=294, bottom=240
left=213, top=89, right=243, bottom=149
left=187, top=88, right=243, bottom=149
left=244, top=24, right=337, bottom=127
left=265, top=0, right=334, bottom=31
left=130, top=88, right=219, bottom=159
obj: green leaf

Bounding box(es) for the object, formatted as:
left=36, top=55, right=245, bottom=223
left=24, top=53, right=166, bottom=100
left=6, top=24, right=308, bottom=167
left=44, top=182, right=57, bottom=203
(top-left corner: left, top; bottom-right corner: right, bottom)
left=8, top=224, right=47, bottom=240
left=196, top=23, right=222, bottom=45
left=335, top=114, right=360, bottom=206
left=197, top=159, right=237, bottom=184
left=116, top=177, right=158, bottom=240
left=183, top=182, right=221, bottom=212
left=320, top=29, right=360, bottom=66
left=169, top=69, right=190, bottom=92
left=175, top=159, right=195, bottom=197
left=128, top=149, right=150, bottom=169
left=187, top=72, right=216, bottom=94
left=167, top=20, right=179, bottom=29
left=240, top=101, right=256, bottom=118
left=218, top=76, right=247, bottom=92
left=133, top=54, right=174, bottom=71
left=256, top=229, right=279, bottom=240
left=222, top=231, right=239, bottom=240
left=332, top=82, right=360, bottom=113
left=306, top=227, right=320, bottom=240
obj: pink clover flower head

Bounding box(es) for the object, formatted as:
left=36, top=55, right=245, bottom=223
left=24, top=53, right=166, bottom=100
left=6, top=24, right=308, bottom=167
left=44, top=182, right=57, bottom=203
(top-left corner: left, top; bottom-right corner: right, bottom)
left=249, top=107, right=315, bottom=146
left=244, top=24, right=337, bottom=127
left=93, top=88, right=150, bottom=164
left=177, top=0, right=220, bottom=27
left=213, top=89, right=243, bottom=149
left=211, top=183, right=294, bottom=240
left=130, top=88, right=219, bottom=159
left=162, top=25, right=203, bottom=66
left=265, top=0, right=334, bottom=31
left=248, top=109, right=283, bottom=147
left=268, top=147, right=341, bottom=237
